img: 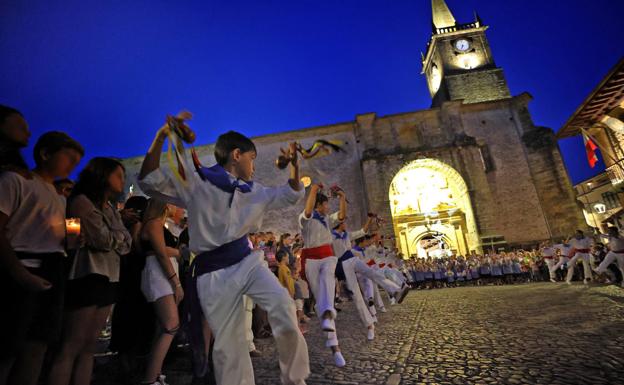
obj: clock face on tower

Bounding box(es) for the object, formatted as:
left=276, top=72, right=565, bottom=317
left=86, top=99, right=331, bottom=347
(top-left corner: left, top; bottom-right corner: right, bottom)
left=455, top=39, right=471, bottom=52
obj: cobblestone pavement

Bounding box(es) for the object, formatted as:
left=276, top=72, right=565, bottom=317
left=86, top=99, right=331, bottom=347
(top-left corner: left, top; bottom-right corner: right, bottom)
left=93, top=282, right=624, bottom=385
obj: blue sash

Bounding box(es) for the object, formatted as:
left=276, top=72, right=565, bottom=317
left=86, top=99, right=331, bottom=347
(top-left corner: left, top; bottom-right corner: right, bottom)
left=185, top=236, right=251, bottom=370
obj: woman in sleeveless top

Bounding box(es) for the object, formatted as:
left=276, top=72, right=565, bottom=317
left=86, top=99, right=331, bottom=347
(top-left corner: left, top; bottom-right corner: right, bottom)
left=139, top=199, right=183, bottom=385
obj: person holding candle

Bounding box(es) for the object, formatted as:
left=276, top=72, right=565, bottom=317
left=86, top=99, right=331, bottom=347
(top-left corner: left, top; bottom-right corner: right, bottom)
left=0, top=131, right=83, bottom=385
left=48, top=157, right=132, bottom=385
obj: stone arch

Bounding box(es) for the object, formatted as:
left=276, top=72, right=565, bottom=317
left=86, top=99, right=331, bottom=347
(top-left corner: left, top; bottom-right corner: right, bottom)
left=389, top=158, right=480, bottom=257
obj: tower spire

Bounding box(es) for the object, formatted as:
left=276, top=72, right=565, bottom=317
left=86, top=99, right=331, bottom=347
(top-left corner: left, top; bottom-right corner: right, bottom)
left=431, top=0, right=456, bottom=29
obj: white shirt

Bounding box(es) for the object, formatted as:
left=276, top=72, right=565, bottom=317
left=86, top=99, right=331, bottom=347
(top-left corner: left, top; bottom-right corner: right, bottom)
left=139, top=166, right=303, bottom=253
left=0, top=172, right=66, bottom=254
left=553, top=244, right=571, bottom=258
left=569, top=237, right=593, bottom=251
left=331, top=228, right=366, bottom=259
left=299, top=211, right=339, bottom=250
left=541, top=247, right=555, bottom=257
left=364, top=245, right=379, bottom=263
left=598, top=234, right=624, bottom=251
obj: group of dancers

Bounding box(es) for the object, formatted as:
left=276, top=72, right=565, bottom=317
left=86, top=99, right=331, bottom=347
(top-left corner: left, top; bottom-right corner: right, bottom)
left=540, top=228, right=624, bottom=287
left=4, top=105, right=624, bottom=385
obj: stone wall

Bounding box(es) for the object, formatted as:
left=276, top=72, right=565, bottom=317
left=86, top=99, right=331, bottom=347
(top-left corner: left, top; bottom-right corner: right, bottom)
left=446, top=68, right=511, bottom=104
left=122, top=94, right=585, bottom=249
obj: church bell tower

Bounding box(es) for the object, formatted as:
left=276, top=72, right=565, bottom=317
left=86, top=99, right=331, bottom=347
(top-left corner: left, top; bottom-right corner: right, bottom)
left=422, top=0, right=511, bottom=107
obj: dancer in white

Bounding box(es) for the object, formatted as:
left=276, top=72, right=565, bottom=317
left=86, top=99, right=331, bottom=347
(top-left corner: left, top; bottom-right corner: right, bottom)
left=565, top=230, right=594, bottom=285
left=299, top=184, right=346, bottom=367
left=540, top=241, right=557, bottom=282
left=139, top=115, right=309, bottom=385
left=332, top=206, right=376, bottom=340
left=594, top=227, right=624, bottom=287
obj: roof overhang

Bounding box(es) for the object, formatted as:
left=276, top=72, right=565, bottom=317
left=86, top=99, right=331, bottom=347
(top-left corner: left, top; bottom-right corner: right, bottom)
left=556, top=58, right=624, bottom=139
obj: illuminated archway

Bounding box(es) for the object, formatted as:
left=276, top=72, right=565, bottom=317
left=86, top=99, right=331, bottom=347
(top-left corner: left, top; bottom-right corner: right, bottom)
left=389, top=159, right=480, bottom=258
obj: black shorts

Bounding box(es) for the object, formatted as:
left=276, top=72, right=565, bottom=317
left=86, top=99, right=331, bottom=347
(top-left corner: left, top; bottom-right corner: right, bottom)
left=0, top=252, right=65, bottom=357
left=65, top=274, right=119, bottom=309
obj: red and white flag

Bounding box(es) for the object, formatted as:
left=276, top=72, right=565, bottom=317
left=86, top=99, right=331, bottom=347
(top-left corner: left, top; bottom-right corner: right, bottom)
left=583, top=133, right=599, bottom=168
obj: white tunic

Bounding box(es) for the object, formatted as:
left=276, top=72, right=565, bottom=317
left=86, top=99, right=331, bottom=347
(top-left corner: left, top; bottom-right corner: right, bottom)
left=541, top=247, right=555, bottom=257
left=569, top=237, right=593, bottom=252
left=139, top=166, right=303, bottom=254
left=599, top=234, right=624, bottom=252
left=331, top=228, right=366, bottom=259
left=299, top=211, right=340, bottom=249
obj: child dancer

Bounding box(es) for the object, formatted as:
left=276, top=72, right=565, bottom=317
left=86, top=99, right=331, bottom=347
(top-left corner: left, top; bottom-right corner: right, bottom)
left=138, top=115, right=309, bottom=385
left=540, top=242, right=557, bottom=282
left=299, top=184, right=346, bottom=366
left=332, top=211, right=376, bottom=340
left=566, top=230, right=594, bottom=285
left=594, top=227, right=624, bottom=287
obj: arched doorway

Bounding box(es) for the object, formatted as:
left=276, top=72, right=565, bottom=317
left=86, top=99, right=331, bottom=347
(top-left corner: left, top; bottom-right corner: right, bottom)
left=389, top=159, right=480, bottom=258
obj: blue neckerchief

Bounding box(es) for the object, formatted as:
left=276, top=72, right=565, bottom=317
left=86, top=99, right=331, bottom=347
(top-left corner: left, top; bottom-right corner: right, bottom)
left=353, top=246, right=364, bottom=253
left=197, top=164, right=253, bottom=193
left=332, top=230, right=347, bottom=240
left=312, top=210, right=328, bottom=228
left=198, top=164, right=253, bottom=206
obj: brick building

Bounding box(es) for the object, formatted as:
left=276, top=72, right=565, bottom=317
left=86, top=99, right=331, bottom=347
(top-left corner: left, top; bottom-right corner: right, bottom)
left=123, top=0, right=585, bottom=257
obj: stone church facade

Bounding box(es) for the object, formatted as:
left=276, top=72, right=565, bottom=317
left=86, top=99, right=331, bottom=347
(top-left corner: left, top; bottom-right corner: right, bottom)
left=123, top=0, right=585, bottom=257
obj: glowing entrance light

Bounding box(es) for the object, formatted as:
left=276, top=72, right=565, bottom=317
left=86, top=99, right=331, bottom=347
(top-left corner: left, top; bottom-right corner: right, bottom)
left=389, top=159, right=480, bottom=258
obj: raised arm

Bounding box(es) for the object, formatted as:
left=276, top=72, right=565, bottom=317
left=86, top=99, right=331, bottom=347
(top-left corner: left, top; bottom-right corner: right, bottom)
left=287, top=142, right=302, bottom=192
left=139, top=123, right=168, bottom=180
left=337, top=190, right=347, bottom=222
left=362, top=215, right=373, bottom=234
left=303, top=184, right=321, bottom=218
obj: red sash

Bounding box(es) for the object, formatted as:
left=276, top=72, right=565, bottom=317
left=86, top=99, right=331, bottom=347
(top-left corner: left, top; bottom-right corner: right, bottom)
left=300, top=244, right=334, bottom=260
left=366, top=259, right=376, bottom=267
left=378, top=263, right=386, bottom=268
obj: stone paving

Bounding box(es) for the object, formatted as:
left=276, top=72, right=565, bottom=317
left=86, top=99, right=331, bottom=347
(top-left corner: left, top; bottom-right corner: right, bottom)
left=93, top=282, right=624, bottom=385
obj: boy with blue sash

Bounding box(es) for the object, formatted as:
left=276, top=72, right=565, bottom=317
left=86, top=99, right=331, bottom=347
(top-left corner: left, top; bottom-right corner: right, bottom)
left=138, top=114, right=309, bottom=385
left=332, top=206, right=376, bottom=340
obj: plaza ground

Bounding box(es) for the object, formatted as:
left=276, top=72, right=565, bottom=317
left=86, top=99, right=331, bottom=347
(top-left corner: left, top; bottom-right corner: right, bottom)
left=94, top=282, right=624, bottom=385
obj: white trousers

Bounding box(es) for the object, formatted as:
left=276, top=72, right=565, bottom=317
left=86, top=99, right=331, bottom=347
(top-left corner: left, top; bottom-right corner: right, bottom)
left=341, top=258, right=375, bottom=328
left=566, top=252, right=592, bottom=283
left=197, top=251, right=309, bottom=385
left=544, top=258, right=556, bottom=280
left=384, top=267, right=406, bottom=287
left=354, top=259, right=401, bottom=295
left=595, top=251, right=624, bottom=276
left=305, top=256, right=339, bottom=347
left=550, top=256, right=569, bottom=272
left=243, top=295, right=256, bottom=352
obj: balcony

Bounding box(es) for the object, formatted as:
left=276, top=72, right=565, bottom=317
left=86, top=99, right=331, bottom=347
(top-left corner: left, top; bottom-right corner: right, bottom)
left=606, top=161, right=624, bottom=186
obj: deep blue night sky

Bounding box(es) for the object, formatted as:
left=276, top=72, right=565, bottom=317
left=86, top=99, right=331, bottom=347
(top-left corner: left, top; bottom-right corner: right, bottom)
left=1, top=0, right=622, bottom=183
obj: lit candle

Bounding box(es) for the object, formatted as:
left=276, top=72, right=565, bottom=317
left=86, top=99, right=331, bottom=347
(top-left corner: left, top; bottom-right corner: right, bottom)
left=66, top=218, right=81, bottom=236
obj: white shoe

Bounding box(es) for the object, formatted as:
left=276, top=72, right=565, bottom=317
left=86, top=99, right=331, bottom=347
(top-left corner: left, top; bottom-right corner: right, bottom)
left=158, top=374, right=170, bottom=385
left=389, top=297, right=397, bottom=306
left=321, top=318, right=335, bottom=332
left=333, top=351, right=346, bottom=367
left=550, top=278, right=556, bottom=283
left=367, top=326, right=375, bottom=341
left=379, top=307, right=387, bottom=313
left=566, top=281, right=572, bottom=285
